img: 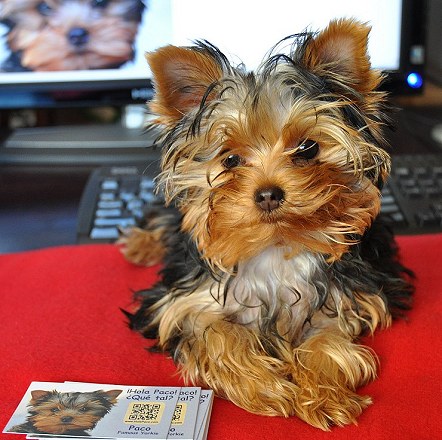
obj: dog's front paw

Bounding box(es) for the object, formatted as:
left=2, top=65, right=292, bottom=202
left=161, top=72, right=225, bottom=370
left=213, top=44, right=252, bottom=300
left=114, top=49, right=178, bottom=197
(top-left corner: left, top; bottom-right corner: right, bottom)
left=118, top=227, right=164, bottom=266
left=296, top=385, right=372, bottom=430
left=291, top=330, right=377, bottom=430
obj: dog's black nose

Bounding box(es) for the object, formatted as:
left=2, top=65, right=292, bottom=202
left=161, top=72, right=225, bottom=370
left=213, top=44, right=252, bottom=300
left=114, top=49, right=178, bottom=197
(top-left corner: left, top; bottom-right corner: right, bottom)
left=68, top=28, right=90, bottom=47
left=254, top=186, right=284, bottom=212
left=61, top=416, right=74, bottom=423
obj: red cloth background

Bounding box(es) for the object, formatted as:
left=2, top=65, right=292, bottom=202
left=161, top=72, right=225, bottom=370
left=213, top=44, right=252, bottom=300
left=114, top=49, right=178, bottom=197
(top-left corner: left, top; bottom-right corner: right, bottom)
left=0, top=235, right=441, bottom=439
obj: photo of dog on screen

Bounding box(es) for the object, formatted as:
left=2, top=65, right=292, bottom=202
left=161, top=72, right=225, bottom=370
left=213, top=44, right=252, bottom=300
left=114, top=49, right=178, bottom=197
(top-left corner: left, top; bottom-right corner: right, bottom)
left=0, top=0, right=146, bottom=71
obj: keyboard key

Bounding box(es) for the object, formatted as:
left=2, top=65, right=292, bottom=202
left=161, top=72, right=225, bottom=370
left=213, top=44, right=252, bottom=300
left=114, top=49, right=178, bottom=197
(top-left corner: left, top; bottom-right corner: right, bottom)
left=101, top=179, right=119, bottom=190
left=399, top=177, right=417, bottom=187
left=120, top=190, right=137, bottom=202
left=97, top=200, right=124, bottom=209
left=140, top=178, right=155, bottom=189
left=381, top=204, right=400, bottom=214
left=94, top=217, right=136, bottom=227
left=99, top=191, right=117, bottom=201
left=381, top=194, right=396, bottom=205
left=415, top=211, right=439, bottom=227
left=90, top=227, right=120, bottom=240
left=390, top=212, right=406, bottom=225
left=414, top=167, right=427, bottom=176
left=431, top=203, right=442, bottom=220
left=96, top=208, right=123, bottom=217
left=127, top=199, right=144, bottom=210
left=432, top=201, right=442, bottom=212
left=394, top=166, right=411, bottom=177
left=418, top=178, right=436, bottom=187
left=403, top=187, right=422, bottom=198
left=140, top=191, right=156, bottom=203
left=131, top=209, right=145, bottom=220
left=425, top=187, right=441, bottom=197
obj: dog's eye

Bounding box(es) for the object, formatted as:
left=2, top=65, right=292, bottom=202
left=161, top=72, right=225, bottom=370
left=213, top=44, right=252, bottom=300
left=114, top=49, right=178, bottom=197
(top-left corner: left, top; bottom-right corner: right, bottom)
left=292, top=139, right=319, bottom=162
left=51, top=407, right=60, bottom=413
left=91, top=0, right=109, bottom=8
left=222, top=154, right=243, bottom=169
left=36, top=1, right=53, bottom=16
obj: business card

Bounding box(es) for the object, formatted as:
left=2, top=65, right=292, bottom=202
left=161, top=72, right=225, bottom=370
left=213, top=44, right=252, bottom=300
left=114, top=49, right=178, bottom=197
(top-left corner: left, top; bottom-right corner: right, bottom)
left=5, top=381, right=213, bottom=440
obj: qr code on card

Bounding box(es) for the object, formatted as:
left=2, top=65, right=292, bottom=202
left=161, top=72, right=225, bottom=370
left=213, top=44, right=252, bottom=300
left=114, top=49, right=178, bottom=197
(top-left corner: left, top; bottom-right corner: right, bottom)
left=124, top=401, right=165, bottom=424
left=171, top=403, right=187, bottom=425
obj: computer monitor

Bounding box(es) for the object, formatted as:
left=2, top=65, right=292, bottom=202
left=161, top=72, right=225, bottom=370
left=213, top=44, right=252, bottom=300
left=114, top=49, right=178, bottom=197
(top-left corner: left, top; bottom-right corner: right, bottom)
left=0, top=0, right=427, bottom=110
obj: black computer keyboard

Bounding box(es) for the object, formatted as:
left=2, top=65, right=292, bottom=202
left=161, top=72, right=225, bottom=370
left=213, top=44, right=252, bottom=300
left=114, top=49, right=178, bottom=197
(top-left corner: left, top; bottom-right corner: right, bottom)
left=76, top=154, right=442, bottom=244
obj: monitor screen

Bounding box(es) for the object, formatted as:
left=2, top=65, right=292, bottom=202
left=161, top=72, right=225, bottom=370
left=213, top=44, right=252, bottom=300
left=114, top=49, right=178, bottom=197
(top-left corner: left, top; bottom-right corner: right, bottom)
left=0, top=0, right=426, bottom=109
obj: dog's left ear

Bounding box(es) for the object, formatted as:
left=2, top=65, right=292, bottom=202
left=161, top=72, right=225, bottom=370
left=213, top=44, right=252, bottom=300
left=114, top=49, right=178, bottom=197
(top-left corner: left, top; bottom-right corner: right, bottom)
left=302, top=19, right=382, bottom=96
left=30, top=390, right=51, bottom=403
left=146, top=45, right=224, bottom=125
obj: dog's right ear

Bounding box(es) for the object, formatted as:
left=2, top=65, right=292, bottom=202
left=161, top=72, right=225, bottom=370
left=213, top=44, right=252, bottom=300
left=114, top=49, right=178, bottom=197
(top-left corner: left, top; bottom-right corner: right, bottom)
left=101, top=389, right=123, bottom=402
left=146, top=45, right=224, bottom=125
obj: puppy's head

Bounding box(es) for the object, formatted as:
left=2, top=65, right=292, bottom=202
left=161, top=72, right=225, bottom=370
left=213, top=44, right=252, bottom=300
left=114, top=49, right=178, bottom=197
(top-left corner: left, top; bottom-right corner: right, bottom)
left=147, top=19, right=390, bottom=269
left=26, top=389, right=122, bottom=434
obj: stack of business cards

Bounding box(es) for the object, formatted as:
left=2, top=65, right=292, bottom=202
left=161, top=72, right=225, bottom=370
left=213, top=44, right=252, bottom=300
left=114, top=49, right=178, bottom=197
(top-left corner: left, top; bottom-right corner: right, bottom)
left=4, top=382, right=214, bottom=440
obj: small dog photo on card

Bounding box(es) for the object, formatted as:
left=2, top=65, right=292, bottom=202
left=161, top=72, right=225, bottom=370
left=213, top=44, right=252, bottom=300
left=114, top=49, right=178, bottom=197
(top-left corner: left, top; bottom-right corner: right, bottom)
left=5, top=382, right=122, bottom=436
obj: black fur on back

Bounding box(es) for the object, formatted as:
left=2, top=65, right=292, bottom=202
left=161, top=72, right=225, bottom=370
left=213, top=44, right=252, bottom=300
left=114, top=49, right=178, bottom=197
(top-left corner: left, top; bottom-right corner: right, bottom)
left=329, top=217, right=414, bottom=319
left=125, top=206, right=213, bottom=341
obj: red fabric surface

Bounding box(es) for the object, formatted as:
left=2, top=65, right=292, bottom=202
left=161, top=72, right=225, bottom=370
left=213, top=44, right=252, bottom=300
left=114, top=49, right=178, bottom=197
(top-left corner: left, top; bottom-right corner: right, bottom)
left=0, top=235, right=441, bottom=439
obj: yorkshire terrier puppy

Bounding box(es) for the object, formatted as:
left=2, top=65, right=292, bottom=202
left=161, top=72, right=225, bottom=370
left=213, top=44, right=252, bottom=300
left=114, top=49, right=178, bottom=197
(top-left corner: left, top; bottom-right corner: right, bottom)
left=9, top=389, right=122, bottom=435
left=0, top=0, right=145, bottom=71
left=121, top=19, right=413, bottom=430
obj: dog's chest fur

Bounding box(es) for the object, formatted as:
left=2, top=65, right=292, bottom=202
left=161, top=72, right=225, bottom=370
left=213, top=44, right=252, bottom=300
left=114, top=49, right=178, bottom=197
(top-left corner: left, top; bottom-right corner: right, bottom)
left=224, top=247, right=323, bottom=340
